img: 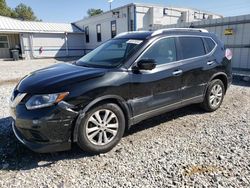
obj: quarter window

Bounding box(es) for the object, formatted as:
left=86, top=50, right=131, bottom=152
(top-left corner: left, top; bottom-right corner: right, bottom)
left=179, top=37, right=205, bottom=59
left=85, top=26, right=89, bottom=43
left=96, top=24, right=102, bottom=42
left=0, top=36, right=9, bottom=48
left=204, top=38, right=216, bottom=53
left=111, top=21, right=117, bottom=38
left=140, top=38, right=177, bottom=65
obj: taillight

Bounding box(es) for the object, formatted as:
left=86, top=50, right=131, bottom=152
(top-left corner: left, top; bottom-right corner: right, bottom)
left=225, top=49, right=232, bottom=60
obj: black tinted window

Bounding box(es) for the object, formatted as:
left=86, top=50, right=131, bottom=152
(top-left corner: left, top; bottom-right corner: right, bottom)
left=141, top=38, right=177, bottom=65
left=204, top=38, right=216, bottom=53
left=179, top=37, right=205, bottom=59
left=85, top=26, right=89, bottom=43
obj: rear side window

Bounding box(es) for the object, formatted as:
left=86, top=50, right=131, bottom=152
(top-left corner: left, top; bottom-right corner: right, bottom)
left=179, top=37, right=205, bottom=59
left=204, top=38, right=216, bottom=53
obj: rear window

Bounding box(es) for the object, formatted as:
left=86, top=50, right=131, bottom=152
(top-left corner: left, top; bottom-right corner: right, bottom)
left=204, top=38, right=216, bottom=53
left=179, top=37, right=205, bottom=59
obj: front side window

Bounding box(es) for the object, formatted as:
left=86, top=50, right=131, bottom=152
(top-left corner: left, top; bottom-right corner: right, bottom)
left=85, top=26, right=89, bottom=43
left=0, top=36, right=9, bottom=48
left=179, top=37, right=205, bottom=59
left=140, top=38, right=177, bottom=65
left=96, top=24, right=102, bottom=42
left=76, top=38, right=143, bottom=68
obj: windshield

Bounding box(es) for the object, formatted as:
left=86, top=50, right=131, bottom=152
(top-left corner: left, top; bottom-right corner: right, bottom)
left=76, top=39, right=144, bottom=68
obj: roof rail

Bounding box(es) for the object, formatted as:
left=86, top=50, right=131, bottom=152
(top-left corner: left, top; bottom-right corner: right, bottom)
left=114, top=31, right=149, bottom=38
left=151, top=28, right=209, bottom=36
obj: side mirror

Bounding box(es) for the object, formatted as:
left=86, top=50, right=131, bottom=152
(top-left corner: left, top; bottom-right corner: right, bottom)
left=136, top=59, right=156, bottom=71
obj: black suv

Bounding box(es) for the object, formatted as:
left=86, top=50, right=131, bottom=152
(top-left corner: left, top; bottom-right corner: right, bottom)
left=10, top=28, right=232, bottom=154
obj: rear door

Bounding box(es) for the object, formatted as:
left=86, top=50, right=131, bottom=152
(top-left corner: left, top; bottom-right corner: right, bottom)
left=177, top=36, right=210, bottom=100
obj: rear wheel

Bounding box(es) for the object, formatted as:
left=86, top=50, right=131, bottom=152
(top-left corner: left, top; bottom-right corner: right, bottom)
left=77, top=103, right=125, bottom=154
left=201, top=79, right=225, bottom=112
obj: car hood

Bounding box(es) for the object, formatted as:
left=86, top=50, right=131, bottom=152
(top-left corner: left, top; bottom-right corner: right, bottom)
left=17, top=63, right=106, bottom=94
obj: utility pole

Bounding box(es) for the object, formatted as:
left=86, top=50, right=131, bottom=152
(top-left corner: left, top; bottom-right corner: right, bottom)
left=108, top=0, right=114, bottom=10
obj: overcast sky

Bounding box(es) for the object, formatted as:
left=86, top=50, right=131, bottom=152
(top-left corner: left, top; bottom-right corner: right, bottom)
left=6, top=0, right=250, bottom=23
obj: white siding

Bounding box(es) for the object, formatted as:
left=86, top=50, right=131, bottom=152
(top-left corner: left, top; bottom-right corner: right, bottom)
left=74, top=5, right=133, bottom=50
left=67, top=34, right=85, bottom=57
left=74, top=3, right=222, bottom=50
left=0, top=34, right=20, bottom=58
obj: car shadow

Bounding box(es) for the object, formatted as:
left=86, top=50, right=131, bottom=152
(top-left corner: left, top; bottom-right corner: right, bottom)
left=0, top=117, right=93, bottom=171
left=126, top=104, right=204, bottom=136
left=232, top=76, right=250, bottom=87
left=0, top=104, right=205, bottom=171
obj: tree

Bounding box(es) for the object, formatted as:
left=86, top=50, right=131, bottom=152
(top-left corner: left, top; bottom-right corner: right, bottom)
left=0, top=1, right=40, bottom=21
left=14, top=3, right=38, bottom=21
left=0, top=0, right=12, bottom=17
left=87, top=8, right=103, bottom=17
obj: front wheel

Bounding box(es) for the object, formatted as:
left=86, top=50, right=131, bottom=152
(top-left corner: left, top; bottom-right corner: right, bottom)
left=77, top=103, right=125, bottom=154
left=201, top=79, right=225, bottom=112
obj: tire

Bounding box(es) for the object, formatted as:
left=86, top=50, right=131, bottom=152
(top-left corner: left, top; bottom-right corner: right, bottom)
left=201, top=79, right=225, bottom=112
left=77, top=103, right=125, bottom=154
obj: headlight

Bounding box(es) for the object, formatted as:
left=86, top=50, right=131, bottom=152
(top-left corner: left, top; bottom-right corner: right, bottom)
left=25, top=92, right=69, bottom=110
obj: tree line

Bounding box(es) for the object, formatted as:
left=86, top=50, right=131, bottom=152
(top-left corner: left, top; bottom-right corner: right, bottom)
left=0, top=0, right=105, bottom=21
left=0, top=0, right=40, bottom=21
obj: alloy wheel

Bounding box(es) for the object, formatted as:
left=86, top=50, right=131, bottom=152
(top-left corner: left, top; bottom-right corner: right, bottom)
left=209, top=84, right=223, bottom=108
left=86, top=109, right=119, bottom=146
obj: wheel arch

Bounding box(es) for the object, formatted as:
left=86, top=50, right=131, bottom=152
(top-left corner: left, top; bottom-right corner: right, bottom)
left=72, top=95, right=132, bottom=142
left=209, top=72, right=229, bottom=92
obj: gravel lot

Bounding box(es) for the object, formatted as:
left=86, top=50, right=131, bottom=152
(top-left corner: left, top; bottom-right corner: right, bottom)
left=0, top=60, right=250, bottom=187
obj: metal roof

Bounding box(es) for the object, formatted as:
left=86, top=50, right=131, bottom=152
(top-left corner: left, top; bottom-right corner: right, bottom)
left=0, top=16, right=83, bottom=34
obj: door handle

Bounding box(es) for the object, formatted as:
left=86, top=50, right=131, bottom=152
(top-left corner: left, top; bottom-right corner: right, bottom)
left=173, top=70, right=183, bottom=76
left=207, top=61, right=215, bottom=65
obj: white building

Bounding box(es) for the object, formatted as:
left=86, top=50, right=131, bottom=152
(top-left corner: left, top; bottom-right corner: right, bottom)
left=74, top=3, right=222, bottom=49
left=0, top=16, right=85, bottom=59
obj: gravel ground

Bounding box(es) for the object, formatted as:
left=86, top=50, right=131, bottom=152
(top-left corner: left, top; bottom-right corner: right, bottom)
left=0, top=60, right=250, bottom=187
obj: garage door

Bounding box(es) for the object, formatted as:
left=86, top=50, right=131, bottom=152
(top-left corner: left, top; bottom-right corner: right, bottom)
left=32, top=33, right=67, bottom=58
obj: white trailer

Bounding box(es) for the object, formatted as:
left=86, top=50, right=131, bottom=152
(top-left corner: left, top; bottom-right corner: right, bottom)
left=74, top=3, right=222, bottom=50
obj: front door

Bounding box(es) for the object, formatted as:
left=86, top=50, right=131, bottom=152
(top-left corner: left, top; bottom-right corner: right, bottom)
left=128, top=37, right=182, bottom=117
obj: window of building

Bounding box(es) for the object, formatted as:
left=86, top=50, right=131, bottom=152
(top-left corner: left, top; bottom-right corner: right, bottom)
left=204, top=38, right=216, bottom=53
left=85, top=26, right=89, bottom=43
left=0, top=36, right=9, bottom=48
left=163, top=8, right=168, bottom=15
left=130, top=20, right=134, bottom=31
left=194, top=12, right=198, bottom=19
left=111, top=21, right=117, bottom=38
left=179, top=37, right=205, bottom=59
left=140, top=38, right=177, bottom=65
left=96, top=24, right=102, bottom=42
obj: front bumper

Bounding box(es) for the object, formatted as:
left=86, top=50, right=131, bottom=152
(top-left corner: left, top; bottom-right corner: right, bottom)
left=12, top=121, right=71, bottom=153
left=11, top=102, right=78, bottom=153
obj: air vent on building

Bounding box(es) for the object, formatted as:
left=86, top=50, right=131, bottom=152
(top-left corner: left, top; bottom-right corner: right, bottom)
left=112, top=11, right=120, bottom=18
left=163, top=8, right=168, bottom=15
